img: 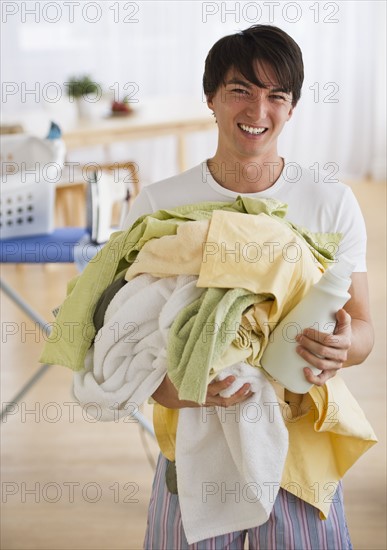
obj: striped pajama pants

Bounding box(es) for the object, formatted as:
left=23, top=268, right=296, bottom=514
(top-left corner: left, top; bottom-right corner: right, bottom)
left=144, top=454, right=353, bottom=550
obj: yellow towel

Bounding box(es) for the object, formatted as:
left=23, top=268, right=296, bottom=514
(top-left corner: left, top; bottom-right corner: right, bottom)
left=197, top=210, right=323, bottom=304
left=280, top=376, right=377, bottom=518
left=125, top=220, right=209, bottom=281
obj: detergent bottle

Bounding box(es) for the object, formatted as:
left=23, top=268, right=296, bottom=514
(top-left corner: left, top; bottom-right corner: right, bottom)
left=260, top=256, right=354, bottom=393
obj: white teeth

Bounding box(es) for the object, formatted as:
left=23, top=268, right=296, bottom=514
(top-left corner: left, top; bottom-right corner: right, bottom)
left=239, top=124, right=266, bottom=135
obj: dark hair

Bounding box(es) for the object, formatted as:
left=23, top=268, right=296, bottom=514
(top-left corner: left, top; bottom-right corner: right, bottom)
left=203, top=25, right=304, bottom=106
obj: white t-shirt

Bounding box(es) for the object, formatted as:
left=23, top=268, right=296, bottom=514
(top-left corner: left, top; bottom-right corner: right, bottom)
left=123, top=161, right=367, bottom=272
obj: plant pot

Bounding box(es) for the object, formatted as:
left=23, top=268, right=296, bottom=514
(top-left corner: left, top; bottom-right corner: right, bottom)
left=75, top=95, right=110, bottom=121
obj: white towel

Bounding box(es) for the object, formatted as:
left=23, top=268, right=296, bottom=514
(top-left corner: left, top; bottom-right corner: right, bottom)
left=73, top=275, right=289, bottom=544
left=176, top=363, right=288, bottom=545
left=73, top=274, right=204, bottom=420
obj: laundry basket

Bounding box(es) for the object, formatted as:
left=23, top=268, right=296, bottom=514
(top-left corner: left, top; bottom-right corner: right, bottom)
left=0, top=132, right=65, bottom=239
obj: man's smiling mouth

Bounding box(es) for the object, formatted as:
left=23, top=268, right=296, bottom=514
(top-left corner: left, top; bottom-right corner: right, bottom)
left=238, top=123, right=268, bottom=135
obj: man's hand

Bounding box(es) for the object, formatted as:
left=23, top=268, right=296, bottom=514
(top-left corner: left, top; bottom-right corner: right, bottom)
left=152, top=374, right=253, bottom=409
left=295, top=308, right=352, bottom=386
left=203, top=376, right=253, bottom=407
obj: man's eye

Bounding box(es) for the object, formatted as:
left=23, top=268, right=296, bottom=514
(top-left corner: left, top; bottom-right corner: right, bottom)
left=231, top=88, right=249, bottom=95
left=270, top=94, right=287, bottom=101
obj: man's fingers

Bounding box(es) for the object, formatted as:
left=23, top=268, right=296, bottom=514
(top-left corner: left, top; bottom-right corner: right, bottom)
left=296, top=337, right=349, bottom=363
left=233, top=383, right=252, bottom=397
left=303, top=366, right=336, bottom=386
left=300, top=309, right=352, bottom=346
left=204, top=382, right=252, bottom=407
left=297, top=330, right=351, bottom=354
left=297, top=344, right=345, bottom=371
left=334, top=308, right=352, bottom=334
left=299, top=328, right=341, bottom=347
left=207, top=376, right=235, bottom=396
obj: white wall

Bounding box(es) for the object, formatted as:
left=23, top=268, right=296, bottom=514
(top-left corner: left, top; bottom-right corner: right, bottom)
left=1, top=0, right=386, bottom=182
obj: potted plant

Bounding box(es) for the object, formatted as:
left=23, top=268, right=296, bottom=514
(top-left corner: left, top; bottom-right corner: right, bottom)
left=65, top=75, right=103, bottom=119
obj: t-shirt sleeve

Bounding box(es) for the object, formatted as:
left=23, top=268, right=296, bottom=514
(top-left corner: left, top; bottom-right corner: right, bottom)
left=121, top=188, right=154, bottom=230
left=336, top=187, right=367, bottom=272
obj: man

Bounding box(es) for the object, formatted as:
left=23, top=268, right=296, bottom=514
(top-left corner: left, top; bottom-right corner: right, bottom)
left=123, top=24, right=373, bottom=549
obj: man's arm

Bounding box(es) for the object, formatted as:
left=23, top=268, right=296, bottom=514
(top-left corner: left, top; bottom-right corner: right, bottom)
left=296, top=272, right=374, bottom=386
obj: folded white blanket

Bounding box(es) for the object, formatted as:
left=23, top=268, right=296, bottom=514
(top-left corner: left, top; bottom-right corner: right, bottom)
left=73, top=274, right=203, bottom=420
left=176, top=363, right=288, bottom=544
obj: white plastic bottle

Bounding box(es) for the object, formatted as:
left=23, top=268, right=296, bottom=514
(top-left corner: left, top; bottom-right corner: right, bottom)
left=260, top=256, right=354, bottom=394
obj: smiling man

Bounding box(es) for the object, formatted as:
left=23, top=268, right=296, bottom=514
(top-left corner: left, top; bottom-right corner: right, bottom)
left=123, top=25, right=373, bottom=549
left=206, top=65, right=296, bottom=192
left=206, top=69, right=293, bottom=191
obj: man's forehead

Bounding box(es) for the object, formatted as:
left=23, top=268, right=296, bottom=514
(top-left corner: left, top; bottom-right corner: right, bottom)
left=224, top=64, right=282, bottom=89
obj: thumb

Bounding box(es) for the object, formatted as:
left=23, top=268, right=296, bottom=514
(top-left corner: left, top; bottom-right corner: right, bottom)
left=334, top=308, right=351, bottom=335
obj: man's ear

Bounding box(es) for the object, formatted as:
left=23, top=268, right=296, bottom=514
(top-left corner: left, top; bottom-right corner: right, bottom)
left=287, top=103, right=296, bottom=121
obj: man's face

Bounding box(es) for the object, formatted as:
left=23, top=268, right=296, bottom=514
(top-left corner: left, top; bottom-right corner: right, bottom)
left=207, top=63, right=295, bottom=162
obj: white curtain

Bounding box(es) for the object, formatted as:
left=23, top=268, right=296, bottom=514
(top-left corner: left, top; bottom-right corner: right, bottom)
left=1, top=0, right=386, bottom=182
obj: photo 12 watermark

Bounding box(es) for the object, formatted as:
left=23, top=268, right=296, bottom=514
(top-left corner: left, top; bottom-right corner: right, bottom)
left=201, top=161, right=340, bottom=184
left=201, top=479, right=340, bottom=504
left=1, top=318, right=142, bottom=345
left=1, top=81, right=140, bottom=105
left=1, top=480, right=140, bottom=504
left=309, top=82, right=340, bottom=103
left=1, top=2, right=140, bottom=24
left=1, top=400, right=142, bottom=424
left=200, top=398, right=340, bottom=424
left=201, top=2, right=340, bottom=24
left=1, top=160, right=139, bottom=186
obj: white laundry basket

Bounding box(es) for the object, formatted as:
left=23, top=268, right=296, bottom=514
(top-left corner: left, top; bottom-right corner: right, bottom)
left=0, top=133, right=65, bottom=239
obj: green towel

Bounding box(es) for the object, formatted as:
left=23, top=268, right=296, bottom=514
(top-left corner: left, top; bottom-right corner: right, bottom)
left=167, top=287, right=265, bottom=404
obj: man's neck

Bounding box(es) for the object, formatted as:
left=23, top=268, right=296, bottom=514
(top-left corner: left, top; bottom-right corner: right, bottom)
left=207, top=153, right=285, bottom=193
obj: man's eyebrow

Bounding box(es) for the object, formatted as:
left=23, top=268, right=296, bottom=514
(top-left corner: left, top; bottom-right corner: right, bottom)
left=270, top=87, right=291, bottom=94
left=225, top=79, right=290, bottom=95
left=225, top=78, right=253, bottom=88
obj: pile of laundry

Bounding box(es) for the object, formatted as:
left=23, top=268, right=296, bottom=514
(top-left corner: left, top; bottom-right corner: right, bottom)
left=40, top=196, right=377, bottom=544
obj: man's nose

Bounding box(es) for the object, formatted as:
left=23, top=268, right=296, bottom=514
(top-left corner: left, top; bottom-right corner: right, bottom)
left=245, top=96, right=268, bottom=119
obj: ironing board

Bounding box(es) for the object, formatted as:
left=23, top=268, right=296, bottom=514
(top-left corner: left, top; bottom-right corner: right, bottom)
left=0, top=229, right=155, bottom=435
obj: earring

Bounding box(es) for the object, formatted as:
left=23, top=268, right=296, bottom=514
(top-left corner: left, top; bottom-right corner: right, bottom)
left=211, top=111, right=217, bottom=124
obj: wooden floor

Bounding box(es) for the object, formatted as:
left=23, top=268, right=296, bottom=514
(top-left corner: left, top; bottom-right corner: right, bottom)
left=1, top=180, right=386, bottom=550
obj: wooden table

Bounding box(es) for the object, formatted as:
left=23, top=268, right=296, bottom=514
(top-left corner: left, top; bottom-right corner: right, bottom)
left=62, top=96, right=216, bottom=172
